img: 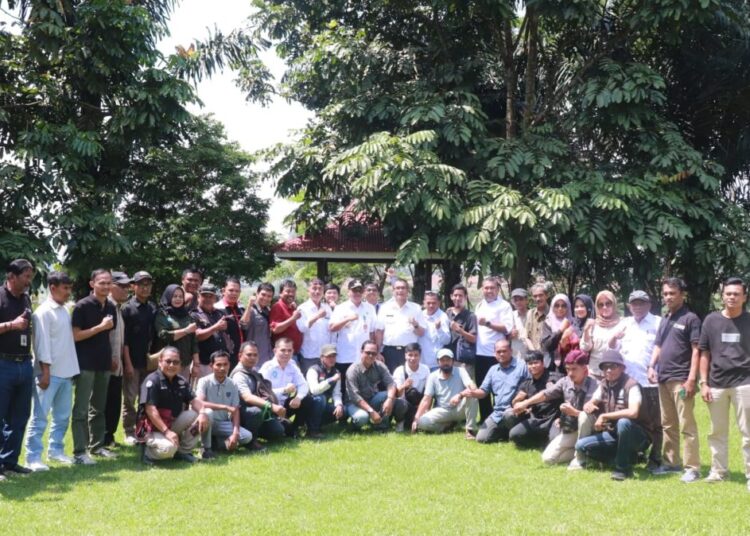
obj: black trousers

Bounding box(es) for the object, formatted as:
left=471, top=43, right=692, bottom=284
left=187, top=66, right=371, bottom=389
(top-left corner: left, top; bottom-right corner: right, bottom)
left=335, top=363, right=352, bottom=399
left=104, top=374, right=122, bottom=444
left=475, top=355, right=495, bottom=422
left=382, top=345, right=406, bottom=374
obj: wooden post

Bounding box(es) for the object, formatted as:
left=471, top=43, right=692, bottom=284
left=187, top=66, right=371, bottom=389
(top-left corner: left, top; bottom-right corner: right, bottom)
left=316, top=260, right=329, bottom=282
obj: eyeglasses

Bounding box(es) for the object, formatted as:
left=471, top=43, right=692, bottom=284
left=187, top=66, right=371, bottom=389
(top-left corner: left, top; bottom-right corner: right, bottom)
left=553, top=303, right=568, bottom=309
left=597, top=301, right=613, bottom=308
left=163, top=359, right=180, bottom=366
left=601, top=363, right=619, bottom=371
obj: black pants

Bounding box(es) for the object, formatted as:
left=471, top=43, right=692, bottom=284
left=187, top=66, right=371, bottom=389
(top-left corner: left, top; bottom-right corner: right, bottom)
left=239, top=405, right=285, bottom=442
left=284, top=395, right=313, bottom=435
left=104, top=374, right=122, bottom=444
left=475, top=355, right=495, bottom=422
left=643, top=386, right=663, bottom=466
left=335, top=363, right=352, bottom=399
left=382, top=345, right=405, bottom=374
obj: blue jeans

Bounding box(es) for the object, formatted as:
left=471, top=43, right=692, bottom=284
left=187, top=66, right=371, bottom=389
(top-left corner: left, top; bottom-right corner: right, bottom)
left=0, top=358, right=33, bottom=466
left=25, top=376, right=73, bottom=462
left=347, top=391, right=407, bottom=429
left=308, top=394, right=338, bottom=433
left=575, top=418, right=650, bottom=472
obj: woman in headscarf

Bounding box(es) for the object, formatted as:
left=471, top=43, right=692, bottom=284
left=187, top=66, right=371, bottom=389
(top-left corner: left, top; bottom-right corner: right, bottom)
left=155, top=284, right=199, bottom=381
left=559, top=294, right=595, bottom=358
left=579, top=290, right=624, bottom=378
left=540, top=293, right=573, bottom=372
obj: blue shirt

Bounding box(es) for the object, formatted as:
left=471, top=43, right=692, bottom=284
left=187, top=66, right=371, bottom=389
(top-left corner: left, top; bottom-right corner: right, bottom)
left=480, top=358, right=529, bottom=422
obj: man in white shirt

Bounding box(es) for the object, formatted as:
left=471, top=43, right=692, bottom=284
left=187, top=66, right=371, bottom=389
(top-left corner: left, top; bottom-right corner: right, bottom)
left=393, top=342, right=431, bottom=431
left=329, top=280, right=377, bottom=386
left=296, top=278, right=333, bottom=374
left=305, top=344, right=344, bottom=439
left=510, top=288, right=531, bottom=361
left=259, top=338, right=311, bottom=436
left=375, top=278, right=426, bottom=373
left=474, top=276, right=514, bottom=421
left=419, top=291, right=451, bottom=370
left=25, top=271, right=80, bottom=470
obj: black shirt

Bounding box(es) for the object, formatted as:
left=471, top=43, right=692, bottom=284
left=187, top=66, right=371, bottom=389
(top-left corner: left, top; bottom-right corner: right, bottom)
left=220, top=303, right=243, bottom=362
left=655, top=305, right=701, bottom=383
left=72, top=294, right=117, bottom=371
left=191, top=307, right=229, bottom=365
left=517, top=370, right=562, bottom=421
left=121, top=297, right=157, bottom=369
left=699, top=311, right=750, bottom=388
left=140, top=369, right=195, bottom=419
left=0, top=285, right=32, bottom=356
left=446, top=308, right=477, bottom=363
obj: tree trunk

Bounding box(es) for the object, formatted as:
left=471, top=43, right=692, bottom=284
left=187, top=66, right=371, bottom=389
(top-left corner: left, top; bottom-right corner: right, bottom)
left=412, top=261, right=427, bottom=303
left=442, top=259, right=462, bottom=306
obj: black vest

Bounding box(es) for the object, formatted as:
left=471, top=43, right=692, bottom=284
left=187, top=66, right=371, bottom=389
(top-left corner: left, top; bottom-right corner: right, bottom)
left=600, top=373, right=659, bottom=440
left=310, top=363, right=338, bottom=398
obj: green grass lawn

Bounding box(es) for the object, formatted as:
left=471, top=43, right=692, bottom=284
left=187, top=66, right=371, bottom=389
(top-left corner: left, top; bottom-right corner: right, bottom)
left=1, top=401, right=749, bottom=535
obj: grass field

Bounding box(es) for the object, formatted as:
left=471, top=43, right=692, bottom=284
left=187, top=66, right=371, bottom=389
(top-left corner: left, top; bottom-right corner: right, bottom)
left=1, top=400, right=749, bottom=535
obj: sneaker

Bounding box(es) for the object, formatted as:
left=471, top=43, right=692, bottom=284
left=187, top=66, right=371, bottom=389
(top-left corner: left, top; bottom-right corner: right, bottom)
left=91, top=447, right=117, bottom=459
left=48, top=453, right=74, bottom=465
left=567, top=458, right=586, bottom=471
left=74, top=454, right=97, bottom=465
left=611, top=470, right=632, bottom=481
left=465, top=430, right=477, bottom=440
left=395, top=421, right=405, bottom=433
left=173, top=452, right=197, bottom=463
left=245, top=440, right=267, bottom=453
left=123, top=435, right=138, bottom=447
left=28, top=461, right=50, bottom=472
left=651, top=464, right=683, bottom=475
left=704, top=472, right=727, bottom=483
left=201, top=449, right=216, bottom=460
left=681, top=469, right=701, bottom=483
left=2, top=463, right=33, bottom=475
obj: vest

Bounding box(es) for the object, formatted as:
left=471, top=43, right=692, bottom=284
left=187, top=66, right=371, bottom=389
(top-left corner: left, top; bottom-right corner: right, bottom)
left=310, top=363, right=339, bottom=399
left=600, top=373, right=659, bottom=440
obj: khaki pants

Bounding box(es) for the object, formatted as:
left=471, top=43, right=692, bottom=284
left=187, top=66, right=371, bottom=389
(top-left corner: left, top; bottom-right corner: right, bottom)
left=417, top=398, right=479, bottom=433
left=145, top=409, right=200, bottom=460
left=659, top=380, right=700, bottom=470
left=121, top=368, right=148, bottom=437
left=706, top=384, right=750, bottom=479
left=542, top=411, right=595, bottom=464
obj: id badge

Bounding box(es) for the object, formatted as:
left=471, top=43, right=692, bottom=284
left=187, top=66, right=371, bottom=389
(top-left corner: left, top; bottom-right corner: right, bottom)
left=20, top=334, right=28, bottom=347
left=721, top=333, right=741, bottom=343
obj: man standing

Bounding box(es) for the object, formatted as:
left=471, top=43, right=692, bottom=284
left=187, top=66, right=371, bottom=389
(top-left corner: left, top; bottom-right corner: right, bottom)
left=462, top=339, right=529, bottom=444
left=25, top=270, right=79, bottom=471
left=241, top=282, right=275, bottom=367
left=375, top=278, right=426, bottom=373
left=510, top=288, right=531, bottom=361
left=71, top=268, right=118, bottom=464
left=413, top=349, right=478, bottom=438
left=329, top=280, right=377, bottom=383
left=269, top=279, right=304, bottom=361
left=196, top=350, right=252, bottom=459
left=181, top=268, right=203, bottom=311
left=474, top=277, right=514, bottom=421
left=296, top=278, right=332, bottom=373
left=364, top=282, right=381, bottom=313
left=217, top=277, right=244, bottom=367
left=446, top=284, right=477, bottom=380
left=324, top=282, right=341, bottom=310
left=103, top=271, right=130, bottom=448
left=193, top=284, right=231, bottom=380
left=346, top=340, right=407, bottom=430
left=305, top=343, right=345, bottom=439
left=259, top=338, right=311, bottom=436
left=699, top=277, right=750, bottom=489
left=525, top=283, right=549, bottom=352
left=419, top=291, right=451, bottom=370
left=648, top=277, right=702, bottom=482
left=120, top=270, right=157, bottom=445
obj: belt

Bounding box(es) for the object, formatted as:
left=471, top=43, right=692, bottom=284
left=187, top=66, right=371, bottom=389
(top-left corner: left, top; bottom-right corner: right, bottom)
left=383, top=345, right=405, bottom=351
left=0, top=352, right=32, bottom=362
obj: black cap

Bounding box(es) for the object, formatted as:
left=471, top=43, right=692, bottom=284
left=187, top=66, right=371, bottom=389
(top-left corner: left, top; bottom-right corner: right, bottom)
left=199, top=283, right=218, bottom=296
left=348, top=279, right=364, bottom=290
left=599, top=350, right=626, bottom=370
left=112, top=271, right=132, bottom=285
left=133, top=271, right=153, bottom=283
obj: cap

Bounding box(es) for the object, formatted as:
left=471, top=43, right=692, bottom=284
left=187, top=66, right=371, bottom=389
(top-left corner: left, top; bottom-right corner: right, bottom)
left=436, top=348, right=454, bottom=360
left=563, top=349, right=590, bottom=366
left=198, top=283, right=218, bottom=296
left=511, top=288, right=528, bottom=298
left=112, top=271, right=132, bottom=285
left=133, top=271, right=153, bottom=283
left=348, top=279, right=364, bottom=290
left=599, top=349, right=625, bottom=370
left=628, top=290, right=650, bottom=303
left=320, top=344, right=338, bottom=357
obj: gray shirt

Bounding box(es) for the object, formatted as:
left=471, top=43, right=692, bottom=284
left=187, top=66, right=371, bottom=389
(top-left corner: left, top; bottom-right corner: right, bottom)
left=543, top=375, right=598, bottom=409
left=196, top=374, right=240, bottom=422
left=345, top=360, right=394, bottom=405
left=424, top=367, right=473, bottom=409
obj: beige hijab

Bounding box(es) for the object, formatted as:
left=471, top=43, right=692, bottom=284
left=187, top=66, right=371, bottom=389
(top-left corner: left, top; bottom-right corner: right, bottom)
left=594, top=290, right=620, bottom=328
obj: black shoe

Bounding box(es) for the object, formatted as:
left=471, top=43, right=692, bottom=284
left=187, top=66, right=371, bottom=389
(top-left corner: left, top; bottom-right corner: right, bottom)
left=201, top=449, right=216, bottom=460
left=2, top=464, right=32, bottom=475
left=307, top=431, right=325, bottom=440
left=173, top=452, right=197, bottom=463
left=611, top=470, right=632, bottom=481
left=142, top=455, right=156, bottom=466
left=245, top=440, right=267, bottom=453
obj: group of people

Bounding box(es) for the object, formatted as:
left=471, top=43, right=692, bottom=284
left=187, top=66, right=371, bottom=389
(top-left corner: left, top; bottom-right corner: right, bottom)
left=1, top=259, right=749, bottom=492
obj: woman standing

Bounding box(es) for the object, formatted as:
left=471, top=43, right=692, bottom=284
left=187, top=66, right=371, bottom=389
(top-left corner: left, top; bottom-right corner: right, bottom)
left=580, top=290, right=623, bottom=377
left=155, top=284, right=198, bottom=381
left=541, top=294, right=573, bottom=372
left=559, top=294, right=595, bottom=358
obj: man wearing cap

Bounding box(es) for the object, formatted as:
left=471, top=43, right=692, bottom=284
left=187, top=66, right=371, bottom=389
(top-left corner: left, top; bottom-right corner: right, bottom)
left=525, top=283, right=549, bottom=352
left=0, top=259, right=34, bottom=479
left=296, top=278, right=333, bottom=374
left=193, top=283, right=231, bottom=381
left=419, top=291, right=451, bottom=370
left=241, top=282, right=275, bottom=367
left=510, top=288, right=531, bottom=361
left=413, top=348, right=478, bottom=438
left=346, top=340, right=407, bottom=430
left=512, top=349, right=597, bottom=466
left=393, top=342, right=431, bottom=431
left=305, top=343, right=344, bottom=439
left=446, top=284, right=477, bottom=380
left=575, top=349, right=656, bottom=480
left=329, top=279, right=377, bottom=385
left=375, top=278, right=426, bottom=373
left=120, top=270, right=157, bottom=446
left=103, top=271, right=130, bottom=448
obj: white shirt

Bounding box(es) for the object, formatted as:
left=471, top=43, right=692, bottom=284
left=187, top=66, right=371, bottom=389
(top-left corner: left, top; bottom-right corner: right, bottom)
left=419, top=308, right=451, bottom=368
left=475, top=298, right=514, bottom=356
left=393, top=363, right=431, bottom=394
left=258, top=358, right=309, bottom=405
left=32, top=298, right=80, bottom=379
left=580, top=321, right=625, bottom=374
left=296, top=299, right=333, bottom=359
left=511, top=309, right=530, bottom=360
left=305, top=366, right=343, bottom=407
left=376, top=299, right=426, bottom=346
left=620, top=313, right=661, bottom=386
left=330, top=300, right=377, bottom=364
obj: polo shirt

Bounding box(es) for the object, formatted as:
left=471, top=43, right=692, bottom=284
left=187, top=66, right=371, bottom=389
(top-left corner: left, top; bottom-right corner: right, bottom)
left=393, top=362, right=431, bottom=393
left=620, top=313, right=661, bottom=385
left=196, top=374, right=240, bottom=422
left=121, top=296, right=157, bottom=369
left=269, top=300, right=304, bottom=353
left=475, top=298, right=514, bottom=356
left=418, top=308, right=451, bottom=368
left=424, top=367, right=473, bottom=409
left=479, top=357, right=529, bottom=422
left=296, top=299, right=332, bottom=359
left=140, top=369, right=195, bottom=419
left=258, top=357, right=308, bottom=405
left=655, top=305, right=701, bottom=383
left=71, top=294, right=117, bottom=371
left=245, top=304, right=273, bottom=366
left=31, top=297, right=79, bottom=378
left=376, top=299, right=426, bottom=346
left=345, top=360, right=394, bottom=405
left=330, top=300, right=376, bottom=364
left=0, top=285, right=32, bottom=355
left=699, top=311, right=750, bottom=389
left=446, top=308, right=477, bottom=362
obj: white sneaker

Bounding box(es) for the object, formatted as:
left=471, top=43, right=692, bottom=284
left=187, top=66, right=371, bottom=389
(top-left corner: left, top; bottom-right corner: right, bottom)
left=123, top=435, right=137, bottom=447
left=28, top=461, right=49, bottom=472
left=704, top=472, right=727, bottom=483
left=91, top=447, right=118, bottom=459
left=681, top=469, right=701, bottom=483
left=567, top=458, right=586, bottom=471
left=48, top=453, right=74, bottom=465
left=74, top=454, right=97, bottom=465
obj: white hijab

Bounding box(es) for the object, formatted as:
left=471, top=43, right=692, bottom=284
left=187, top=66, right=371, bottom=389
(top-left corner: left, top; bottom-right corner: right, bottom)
left=545, top=293, right=573, bottom=333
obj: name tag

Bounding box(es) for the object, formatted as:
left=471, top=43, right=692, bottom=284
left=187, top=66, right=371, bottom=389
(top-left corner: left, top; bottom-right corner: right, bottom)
left=20, top=334, right=28, bottom=347
left=674, top=323, right=685, bottom=331
left=722, top=333, right=741, bottom=343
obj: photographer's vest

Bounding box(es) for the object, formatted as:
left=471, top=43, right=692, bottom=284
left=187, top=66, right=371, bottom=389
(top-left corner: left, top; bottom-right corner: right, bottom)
left=600, top=373, right=659, bottom=441
left=310, top=363, right=339, bottom=401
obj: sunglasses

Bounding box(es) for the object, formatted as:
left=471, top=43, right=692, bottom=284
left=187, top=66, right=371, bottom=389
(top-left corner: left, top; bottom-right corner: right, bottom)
left=600, top=363, right=619, bottom=371
left=163, top=359, right=181, bottom=366
left=553, top=303, right=568, bottom=308
left=597, top=301, right=613, bottom=308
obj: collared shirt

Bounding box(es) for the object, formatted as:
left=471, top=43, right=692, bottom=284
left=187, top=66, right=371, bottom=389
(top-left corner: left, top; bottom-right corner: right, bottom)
left=196, top=373, right=240, bottom=422
left=108, top=297, right=125, bottom=377
left=475, top=298, right=514, bottom=356
left=516, top=370, right=561, bottom=420
left=296, top=299, right=333, bottom=359
left=306, top=363, right=343, bottom=406
left=446, top=308, right=477, bottom=362
left=191, top=307, right=230, bottom=365
left=525, top=305, right=549, bottom=351
left=229, top=363, right=266, bottom=402
left=330, top=300, right=376, bottom=364
left=258, top=357, right=308, bottom=405
left=419, top=308, right=451, bottom=368
left=511, top=309, right=530, bottom=360
left=31, top=297, right=79, bottom=378
left=270, top=300, right=304, bottom=353
left=393, top=362, right=431, bottom=393
left=345, top=359, right=394, bottom=405
left=479, top=358, right=529, bottom=422
left=0, top=285, right=32, bottom=355
left=543, top=375, right=598, bottom=409
left=655, top=305, right=701, bottom=383
left=72, top=294, right=117, bottom=371
left=121, top=296, right=157, bottom=369
left=376, top=299, right=426, bottom=346
left=245, top=304, right=273, bottom=366
left=141, top=369, right=195, bottom=419
left=424, top=367, right=473, bottom=409
left=620, top=313, right=661, bottom=385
